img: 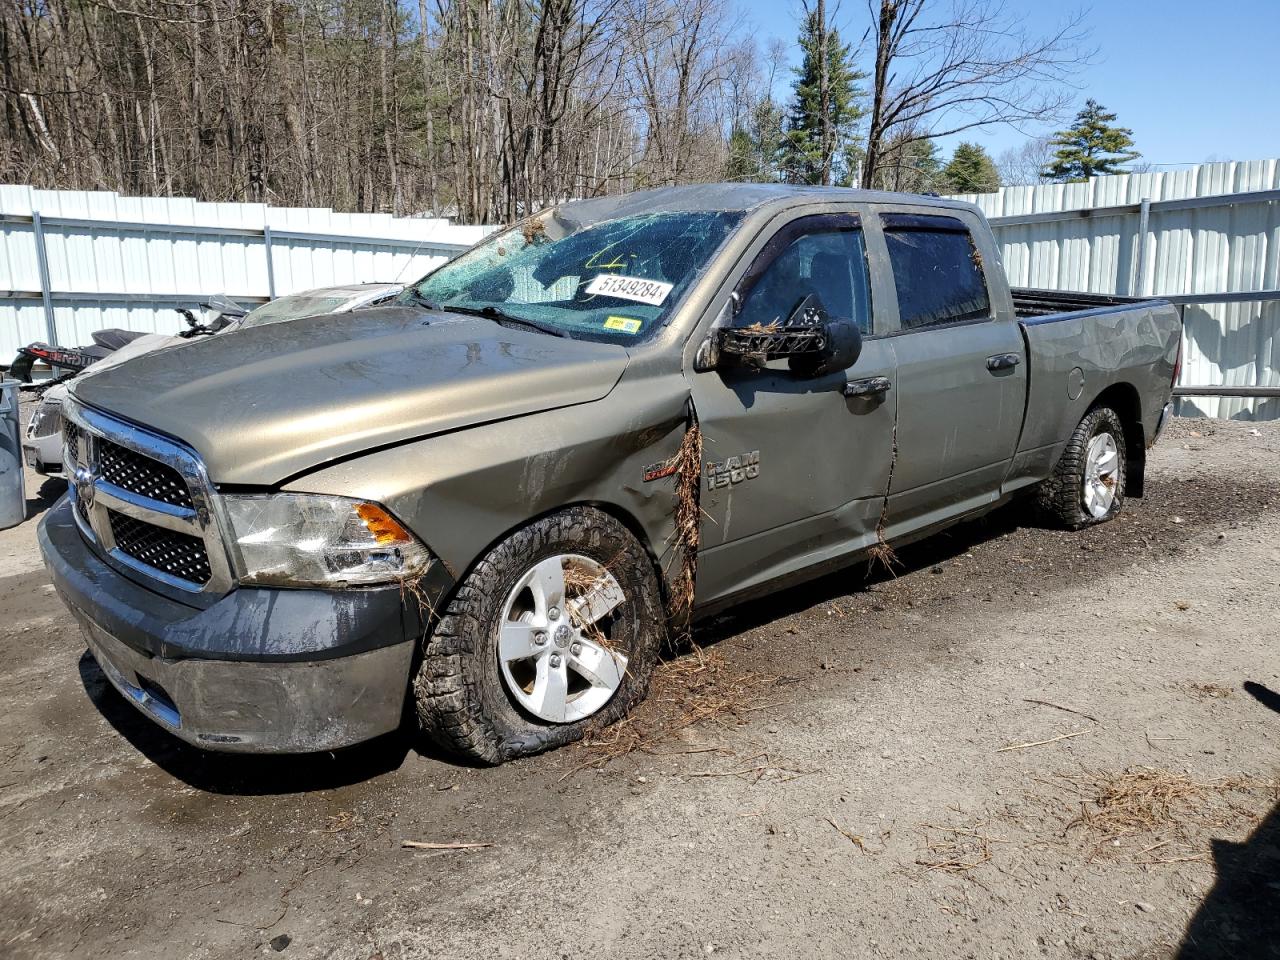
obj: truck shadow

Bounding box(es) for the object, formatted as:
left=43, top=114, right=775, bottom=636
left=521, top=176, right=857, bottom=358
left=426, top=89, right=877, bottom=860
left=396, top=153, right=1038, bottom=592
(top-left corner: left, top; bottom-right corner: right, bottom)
left=692, top=470, right=1275, bottom=651
left=1174, top=681, right=1280, bottom=959
left=76, top=650, right=476, bottom=794
left=25, top=476, right=65, bottom=519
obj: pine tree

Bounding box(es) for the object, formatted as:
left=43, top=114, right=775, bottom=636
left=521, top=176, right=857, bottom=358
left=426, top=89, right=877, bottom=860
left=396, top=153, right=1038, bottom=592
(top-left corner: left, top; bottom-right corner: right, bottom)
left=1042, top=99, right=1141, bottom=182
left=726, top=97, right=786, bottom=182
left=781, top=7, right=866, bottom=186
left=943, top=142, right=1001, bottom=194
left=726, top=126, right=757, bottom=182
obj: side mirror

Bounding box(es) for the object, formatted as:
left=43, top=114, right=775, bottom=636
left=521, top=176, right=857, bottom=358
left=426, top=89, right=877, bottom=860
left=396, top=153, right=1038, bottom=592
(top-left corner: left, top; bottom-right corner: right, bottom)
left=697, top=295, right=862, bottom=378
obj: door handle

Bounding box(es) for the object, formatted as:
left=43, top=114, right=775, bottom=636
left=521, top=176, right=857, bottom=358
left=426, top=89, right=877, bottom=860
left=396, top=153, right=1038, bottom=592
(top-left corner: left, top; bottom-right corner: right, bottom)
left=986, top=353, right=1021, bottom=371
left=844, top=376, right=892, bottom=398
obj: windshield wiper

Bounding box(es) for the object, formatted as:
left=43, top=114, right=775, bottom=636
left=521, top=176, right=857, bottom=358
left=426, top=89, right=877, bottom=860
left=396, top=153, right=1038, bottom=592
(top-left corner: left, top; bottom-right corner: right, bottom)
left=445, top=304, right=569, bottom=338
left=401, top=288, right=445, bottom=311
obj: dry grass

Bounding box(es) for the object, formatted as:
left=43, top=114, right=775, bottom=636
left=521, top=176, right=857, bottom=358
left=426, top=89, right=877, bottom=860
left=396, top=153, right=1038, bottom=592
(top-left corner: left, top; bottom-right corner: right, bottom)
left=397, top=563, right=440, bottom=638
left=1054, top=767, right=1277, bottom=863
left=521, top=216, right=548, bottom=245
left=562, top=554, right=626, bottom=654
left=826, top=818, right=872, bottom=852
left=666, top=413, right=704, bottom=643
left=684, top=750, right=814, bottom=784
left=916, top=821, right=1000, bottom=874
left=1182, top=682, right=1235, bottom=700
left=867, top=419, right=900, bottom=574
left=572, top=647, right=794, bottom=771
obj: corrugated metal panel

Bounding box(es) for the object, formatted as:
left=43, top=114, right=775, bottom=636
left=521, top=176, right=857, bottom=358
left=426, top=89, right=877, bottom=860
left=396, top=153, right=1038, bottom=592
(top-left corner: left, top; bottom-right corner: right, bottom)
left=951, top=159, right=1280, bottom=420
left=9, top=171, right=1279, bottom=421
left=0, top=186, right=490, bottom=360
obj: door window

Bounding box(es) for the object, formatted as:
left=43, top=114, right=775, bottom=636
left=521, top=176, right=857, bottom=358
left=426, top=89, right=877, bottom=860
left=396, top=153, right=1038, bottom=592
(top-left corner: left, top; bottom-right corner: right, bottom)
left=736, top=220, right=873, bottom=334
left=881, top=215, right=990, bottom=330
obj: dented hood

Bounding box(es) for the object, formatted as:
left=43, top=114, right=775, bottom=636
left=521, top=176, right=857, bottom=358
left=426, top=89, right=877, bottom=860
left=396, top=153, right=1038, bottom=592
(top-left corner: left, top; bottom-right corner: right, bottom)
left=70, top=306, right=629, bottom=485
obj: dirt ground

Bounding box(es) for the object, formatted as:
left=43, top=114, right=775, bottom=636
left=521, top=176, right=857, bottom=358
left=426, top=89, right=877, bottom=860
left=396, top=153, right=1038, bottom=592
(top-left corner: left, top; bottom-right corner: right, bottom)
left=1, top=404, right=1277, bottom=960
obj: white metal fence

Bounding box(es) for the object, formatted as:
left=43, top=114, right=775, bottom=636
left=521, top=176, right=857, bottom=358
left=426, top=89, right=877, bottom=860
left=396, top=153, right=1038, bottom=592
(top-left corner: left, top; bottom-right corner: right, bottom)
left=0, top=185, right=488, bottom=360
left=950, top=158, right=1280, bottom=420
left=6, top=167, right=1279, bottom=419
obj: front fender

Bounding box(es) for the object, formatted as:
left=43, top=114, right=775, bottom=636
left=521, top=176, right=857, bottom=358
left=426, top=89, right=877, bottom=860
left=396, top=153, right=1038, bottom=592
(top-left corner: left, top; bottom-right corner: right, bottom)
left=283, top=372, right=693, bottom=600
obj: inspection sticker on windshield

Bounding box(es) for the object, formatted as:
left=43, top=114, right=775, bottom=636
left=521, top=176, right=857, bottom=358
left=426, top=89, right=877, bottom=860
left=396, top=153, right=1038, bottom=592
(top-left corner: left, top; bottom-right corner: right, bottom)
left=603, top=316, right=642, bottom=334
left=585, top=274, right=673, bottom=306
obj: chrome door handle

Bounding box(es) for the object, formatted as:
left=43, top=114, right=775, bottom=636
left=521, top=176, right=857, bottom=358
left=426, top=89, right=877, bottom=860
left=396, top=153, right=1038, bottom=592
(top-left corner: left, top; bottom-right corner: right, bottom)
left=986, top=353, right=1021, bottom=371
left=844, top=376, right=892, bottom=398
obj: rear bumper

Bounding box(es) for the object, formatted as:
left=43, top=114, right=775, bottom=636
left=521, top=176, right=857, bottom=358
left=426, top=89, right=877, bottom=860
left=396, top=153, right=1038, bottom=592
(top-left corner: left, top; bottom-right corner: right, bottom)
left=39, top=497, right=421, bottom=753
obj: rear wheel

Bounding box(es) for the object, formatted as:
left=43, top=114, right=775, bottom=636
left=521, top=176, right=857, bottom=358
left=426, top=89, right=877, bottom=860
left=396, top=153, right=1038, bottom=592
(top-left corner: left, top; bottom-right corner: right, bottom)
left=413, top=506, right=665, bottom=764
left=1033, top=405, right=1127, bottom=530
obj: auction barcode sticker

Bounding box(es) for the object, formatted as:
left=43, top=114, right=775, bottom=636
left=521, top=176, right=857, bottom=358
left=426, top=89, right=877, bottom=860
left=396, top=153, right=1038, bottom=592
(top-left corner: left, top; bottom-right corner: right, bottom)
left=585, top=274, right=673, bottom=306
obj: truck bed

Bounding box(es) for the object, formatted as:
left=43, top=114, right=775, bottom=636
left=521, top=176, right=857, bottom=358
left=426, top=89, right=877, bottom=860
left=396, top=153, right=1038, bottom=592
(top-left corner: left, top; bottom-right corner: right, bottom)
left=1009, top=292, right=1181, bottom=487
left=1011, top=287, right=1144, bottom=319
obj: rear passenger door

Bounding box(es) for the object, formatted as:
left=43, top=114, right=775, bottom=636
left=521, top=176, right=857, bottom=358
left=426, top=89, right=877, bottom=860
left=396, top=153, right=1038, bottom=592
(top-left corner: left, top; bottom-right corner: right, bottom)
left=874, top=211, right=1026, bottom=535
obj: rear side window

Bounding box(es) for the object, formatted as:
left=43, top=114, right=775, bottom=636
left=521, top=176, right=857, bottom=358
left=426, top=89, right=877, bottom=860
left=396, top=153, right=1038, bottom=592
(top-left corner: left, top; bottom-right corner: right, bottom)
left=881, top=214, right=990, bottom=330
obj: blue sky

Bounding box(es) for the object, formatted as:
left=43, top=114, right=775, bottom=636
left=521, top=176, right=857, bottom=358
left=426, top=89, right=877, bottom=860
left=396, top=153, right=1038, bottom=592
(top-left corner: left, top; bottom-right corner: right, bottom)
left=735, top=0, right=1280, bottom=167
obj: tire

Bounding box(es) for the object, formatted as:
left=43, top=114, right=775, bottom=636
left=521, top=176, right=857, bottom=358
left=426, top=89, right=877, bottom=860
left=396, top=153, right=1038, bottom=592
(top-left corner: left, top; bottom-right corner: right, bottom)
left=1033, top=405, right=1127, bottom=530
left=413, top=506, right=666, bottom=764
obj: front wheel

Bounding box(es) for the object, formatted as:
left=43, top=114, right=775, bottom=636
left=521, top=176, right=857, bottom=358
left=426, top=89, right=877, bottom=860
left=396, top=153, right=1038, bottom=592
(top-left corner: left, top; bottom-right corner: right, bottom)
left=413, top=506, right=665, bottom=764
left=1033, top=405, right=1127, bottom=530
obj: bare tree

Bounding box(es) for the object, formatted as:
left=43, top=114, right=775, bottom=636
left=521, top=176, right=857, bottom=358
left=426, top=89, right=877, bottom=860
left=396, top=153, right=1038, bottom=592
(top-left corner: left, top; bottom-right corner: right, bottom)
left=2, top=0, right=763, bottom=221
left=861, top=0, right=1089, bottom=189
left=624, top=0, right=742, bottom=187
left=996, top=135, right=1054, bottom=186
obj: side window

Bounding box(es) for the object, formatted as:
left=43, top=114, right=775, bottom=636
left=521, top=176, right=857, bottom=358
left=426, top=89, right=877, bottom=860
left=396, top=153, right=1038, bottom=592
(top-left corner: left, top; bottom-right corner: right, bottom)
left=881, top=215, right=990, bottom=330
left=736, top=222, right=873, bottom=334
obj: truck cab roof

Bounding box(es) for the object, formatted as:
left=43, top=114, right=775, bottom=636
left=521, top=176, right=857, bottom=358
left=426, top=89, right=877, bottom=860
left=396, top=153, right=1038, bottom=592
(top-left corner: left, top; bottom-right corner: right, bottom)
left=556, top=183, right=980, bottom=219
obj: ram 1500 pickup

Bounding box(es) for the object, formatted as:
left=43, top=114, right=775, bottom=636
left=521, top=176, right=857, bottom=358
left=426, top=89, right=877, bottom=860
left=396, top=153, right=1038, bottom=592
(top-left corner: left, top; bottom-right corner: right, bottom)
left=39, top=184, right=1181, bottom=763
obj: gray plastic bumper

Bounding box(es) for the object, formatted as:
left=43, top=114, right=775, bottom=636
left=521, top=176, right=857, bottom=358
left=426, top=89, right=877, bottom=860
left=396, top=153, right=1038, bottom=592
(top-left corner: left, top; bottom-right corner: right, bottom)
left=39, top=498, right=421, bottom=753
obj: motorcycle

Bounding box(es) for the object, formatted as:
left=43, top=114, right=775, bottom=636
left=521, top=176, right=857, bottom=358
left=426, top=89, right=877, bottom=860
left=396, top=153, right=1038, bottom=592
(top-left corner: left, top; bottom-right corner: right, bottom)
left=5, top=295, right=247, bottom=388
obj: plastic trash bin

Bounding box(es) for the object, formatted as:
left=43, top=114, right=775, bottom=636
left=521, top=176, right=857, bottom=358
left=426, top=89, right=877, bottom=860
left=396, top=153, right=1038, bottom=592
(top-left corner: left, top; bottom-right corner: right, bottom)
left=0, top=379, right=27, bottom=529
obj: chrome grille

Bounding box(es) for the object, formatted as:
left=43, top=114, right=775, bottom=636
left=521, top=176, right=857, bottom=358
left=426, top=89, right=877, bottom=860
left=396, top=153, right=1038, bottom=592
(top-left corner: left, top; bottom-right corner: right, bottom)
left=62, top=401, right=232, bottom=598
left=98, top=438, right=193, bottom=508
left=108, top=511, right=212, bottom=585
left=64, top=421, right=81, bottom=465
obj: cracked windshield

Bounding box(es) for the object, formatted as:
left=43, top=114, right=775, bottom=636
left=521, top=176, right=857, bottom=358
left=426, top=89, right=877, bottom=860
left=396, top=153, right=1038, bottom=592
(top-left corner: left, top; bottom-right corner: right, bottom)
left=404, top=210, right=743, bottom=341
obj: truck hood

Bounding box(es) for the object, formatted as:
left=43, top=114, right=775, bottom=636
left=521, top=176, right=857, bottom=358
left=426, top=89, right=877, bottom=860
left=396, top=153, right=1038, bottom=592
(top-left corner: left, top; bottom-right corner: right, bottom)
left=70, top=306, right=630, bottom=485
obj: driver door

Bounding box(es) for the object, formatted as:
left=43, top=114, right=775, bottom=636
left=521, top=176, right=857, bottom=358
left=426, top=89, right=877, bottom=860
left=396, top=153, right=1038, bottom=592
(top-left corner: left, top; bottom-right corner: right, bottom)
left=689, top=212, right=899, bottom=608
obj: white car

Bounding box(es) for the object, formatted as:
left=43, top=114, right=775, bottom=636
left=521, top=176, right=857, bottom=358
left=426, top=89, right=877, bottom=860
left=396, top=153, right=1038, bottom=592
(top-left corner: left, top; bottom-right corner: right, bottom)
left=23, top=283, right=403, bottom=478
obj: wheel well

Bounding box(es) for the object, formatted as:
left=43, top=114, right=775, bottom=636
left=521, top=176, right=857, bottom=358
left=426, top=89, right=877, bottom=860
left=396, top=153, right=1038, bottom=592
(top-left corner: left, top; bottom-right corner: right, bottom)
left=403, top=500, right=669, bottom=687
left=576, top=500, right=674, bottom=613
left=438, top=500, right=670, bottom=621
left=1089, top=382, right=1145, bottom=497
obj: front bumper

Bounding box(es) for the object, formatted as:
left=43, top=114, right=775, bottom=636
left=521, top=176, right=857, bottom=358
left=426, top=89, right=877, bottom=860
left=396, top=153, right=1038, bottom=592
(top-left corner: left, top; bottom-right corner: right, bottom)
left=21, top=435, right=63, bottom=478
left=39, top=498, right=424, bottom=753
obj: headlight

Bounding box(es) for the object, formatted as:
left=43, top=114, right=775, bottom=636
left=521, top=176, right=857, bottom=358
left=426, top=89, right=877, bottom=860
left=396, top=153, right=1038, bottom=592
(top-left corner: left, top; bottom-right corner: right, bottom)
left=222, top=494, right=432, bottom=587
left=29, top=399, right=63, bottom=439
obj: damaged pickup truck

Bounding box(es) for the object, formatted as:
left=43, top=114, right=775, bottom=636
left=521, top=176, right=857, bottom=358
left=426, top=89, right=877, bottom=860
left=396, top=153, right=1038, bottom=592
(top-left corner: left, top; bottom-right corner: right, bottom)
left=39, top=185, right=1181, bottom=763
